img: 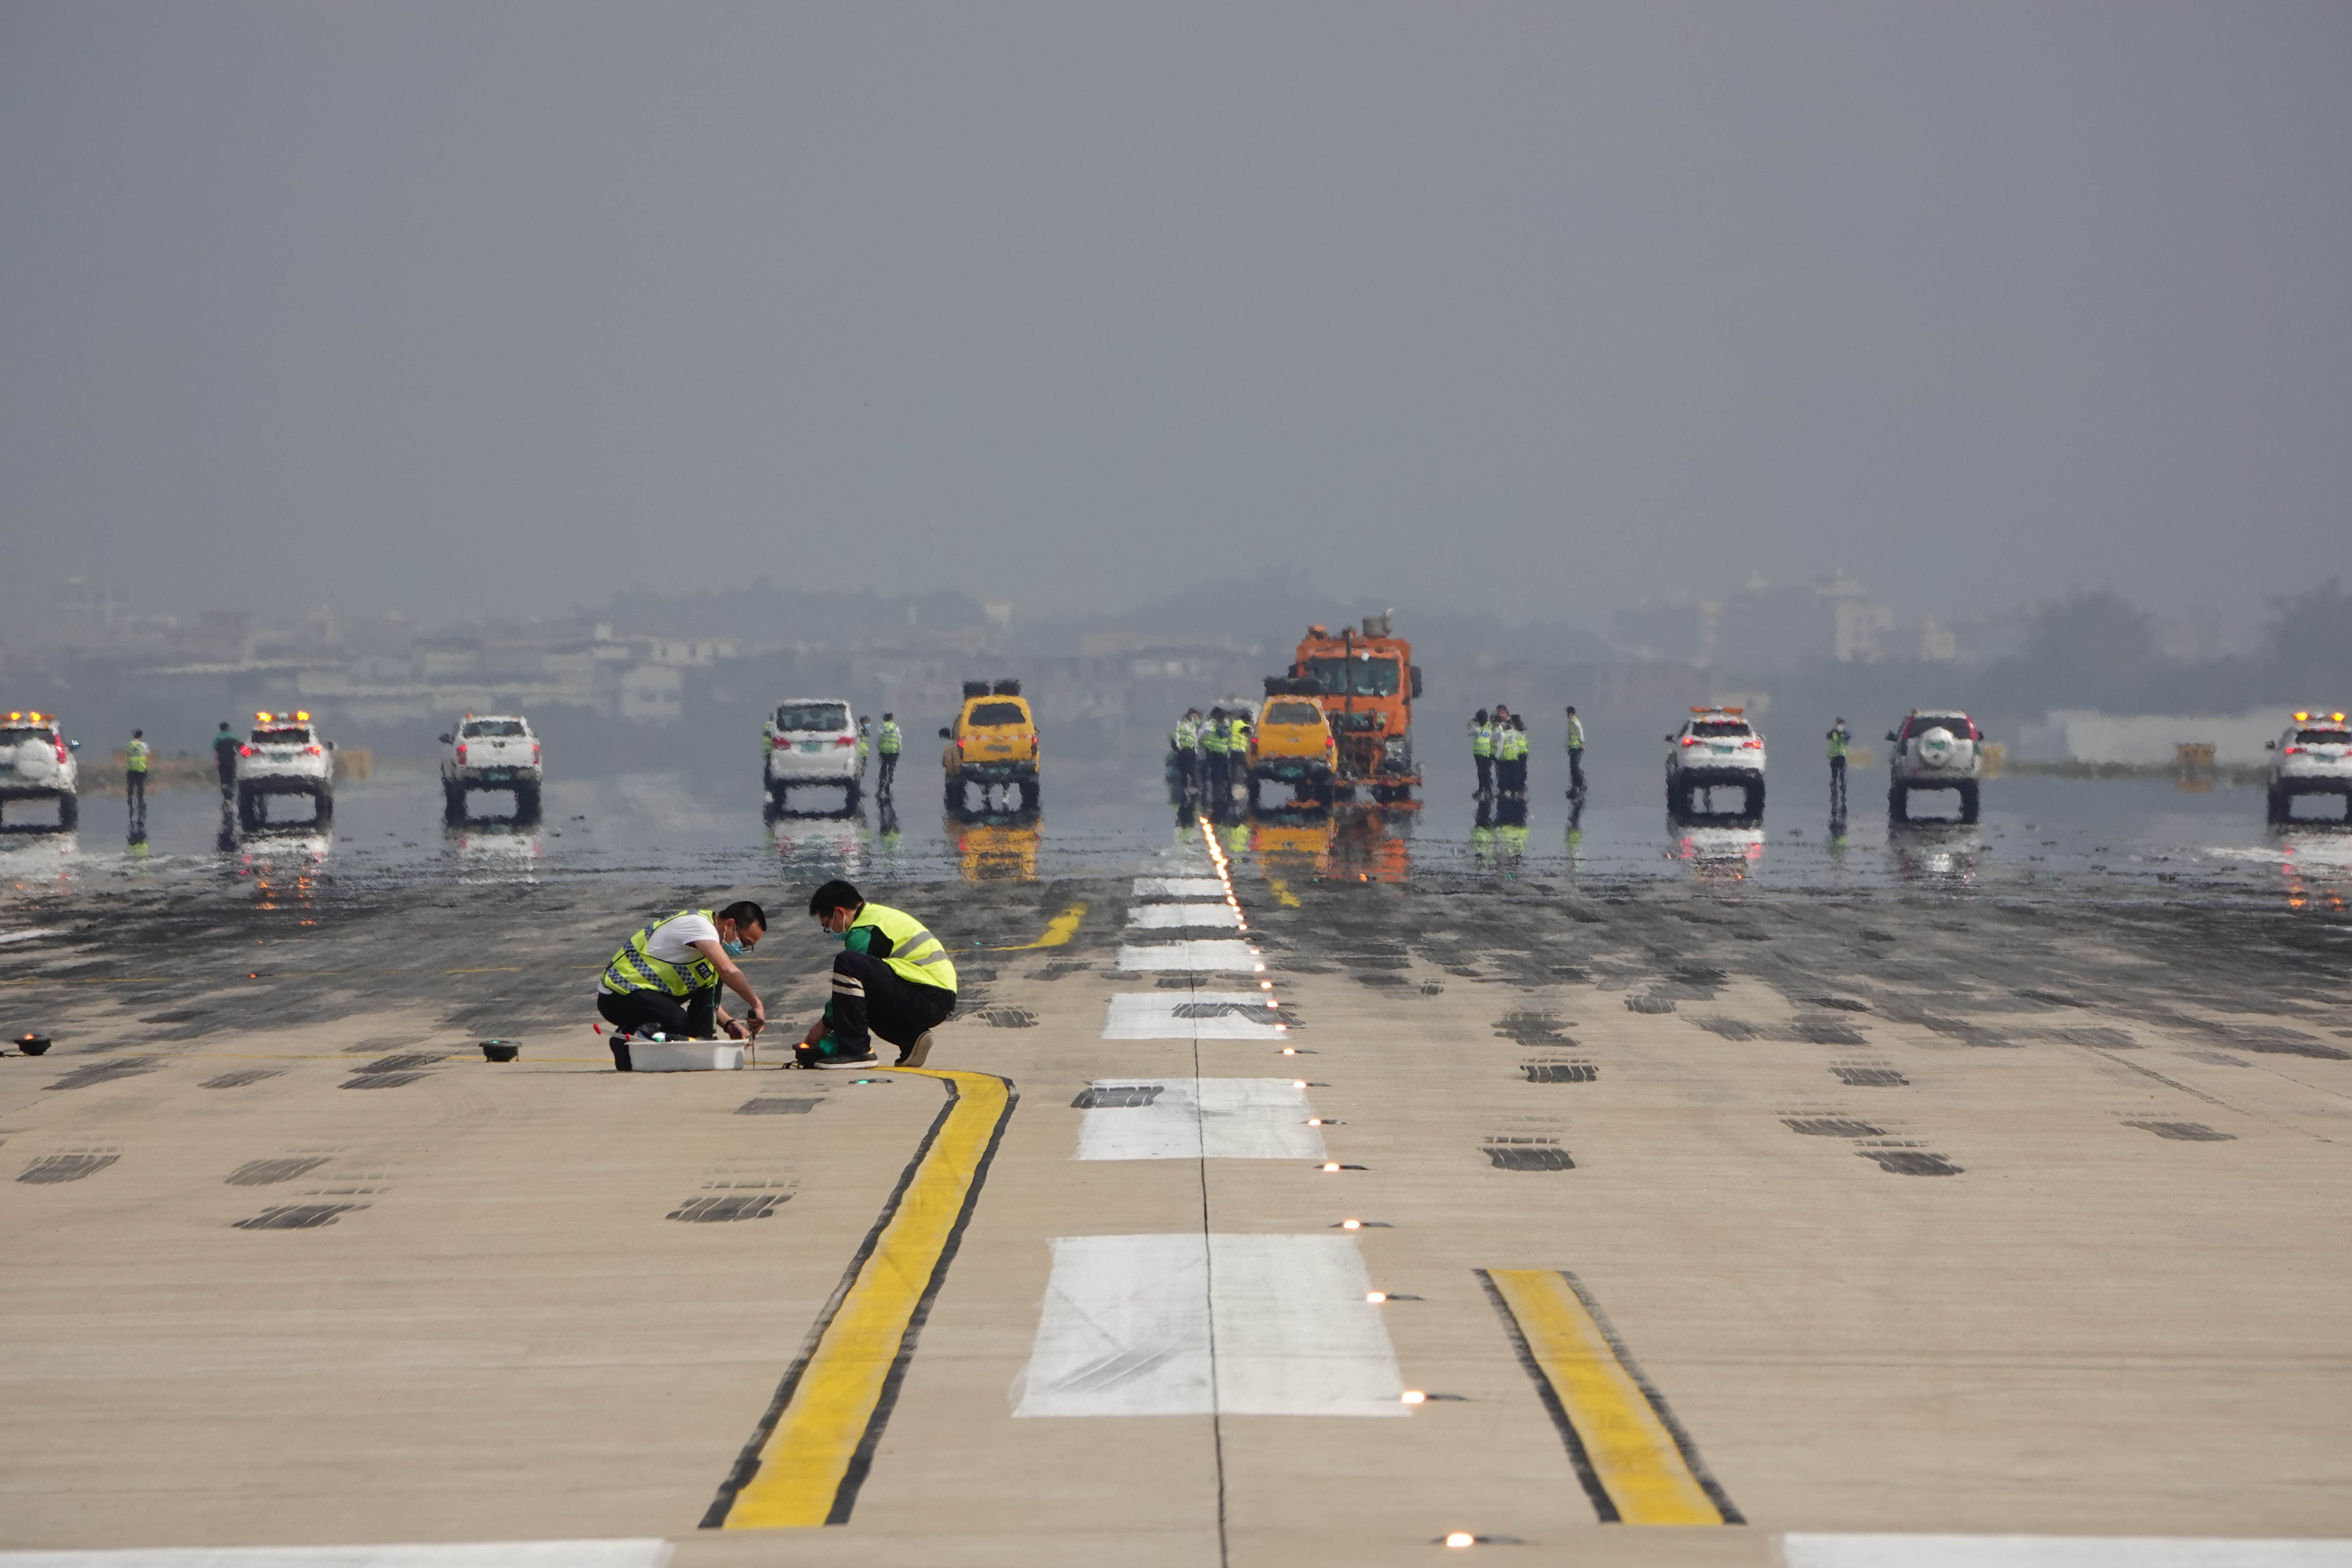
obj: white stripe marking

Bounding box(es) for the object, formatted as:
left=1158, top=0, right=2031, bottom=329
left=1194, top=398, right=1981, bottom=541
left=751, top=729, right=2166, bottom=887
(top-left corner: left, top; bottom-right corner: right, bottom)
left=1116, top=939, right=1259, bottom=972
left=1102, top=993, right=1285, bottom=1040
left=1013, top=1234, right=1407, bottom=1418
left=0, top=1544, right=673, bottom=1568
left=1133, top=877, right=1226, bottom=898
left=0, top=929, right=60, bottom=946
left=1126, top=902, right=1240, bottom=930
left=1075, top=1078, right=1324, bottom=1160
left=1782, top=1537, right=2352, bottom=1568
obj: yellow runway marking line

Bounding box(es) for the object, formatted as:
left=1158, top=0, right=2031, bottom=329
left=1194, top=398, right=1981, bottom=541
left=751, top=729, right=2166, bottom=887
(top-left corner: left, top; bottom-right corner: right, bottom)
left=1479, top=1268, right=1742, bottom=1526
left=704, top=1067, right=1018, bottom=1529
left=994, top=900, right=1087, bottom=949
left=1265, top=876, right=1302, bottom=908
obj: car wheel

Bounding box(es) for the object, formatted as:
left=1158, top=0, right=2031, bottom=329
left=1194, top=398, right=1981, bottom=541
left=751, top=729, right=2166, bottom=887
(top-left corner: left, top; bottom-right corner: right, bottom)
left=945, top=777, right=963, bottom=815
left=1024, top=778, right=1041, bottom=815
left=2266, top=785, right=2288, bottom=825
left=237, top=785, right=258, bottom=830
left=1888, top=783, right=1908, bottom=823
left=1745, top=780, right=1765, bottom=821
left=444, top=781, right=466, bottom=822
left=57, top=792, right=78, bottom=831
left=1957, top=780, right=1980, bottom=825
left=312, top=789, right=334, bottom=827
left=514, top=782, right=542, bottom=821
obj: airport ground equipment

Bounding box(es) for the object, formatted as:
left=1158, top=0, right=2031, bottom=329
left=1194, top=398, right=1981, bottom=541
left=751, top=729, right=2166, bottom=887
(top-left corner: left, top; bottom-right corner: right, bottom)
left=1284, top=612, right=1423, bottom=803
left=2264, top=710, right=2352, bottom=824
left=1666, top=706, right=1765, bottom=822
left=1887, top=709, right=1983, bottom=824
left=766, top=697, right=864, bottom=810
left=234, top=711, right=334, bottom=830
left=942, top=680, right=1040, bottom=815
left=0, top=710, right=80, bottom=830
left=440, top=714, right=542, bottom=821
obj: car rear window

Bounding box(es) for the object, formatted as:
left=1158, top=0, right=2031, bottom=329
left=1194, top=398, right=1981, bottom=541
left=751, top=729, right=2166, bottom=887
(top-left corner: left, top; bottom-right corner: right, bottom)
left=1690, top=721, right=1752, bottom=738
left=968, top=701, right=1028, bottom=727
left=252, top=727, right=312, bottom=744
left=2295, top=728, right=2350, bottom=745
left=776, top=702, right=849, bottom=732
left=0, top=726, right=52, bottom=744
left=462, top=719, right=527, bottom=738
left=1262, top=701, right=1324, bottom=726
left=1907, top=715, right=1975, bottom=739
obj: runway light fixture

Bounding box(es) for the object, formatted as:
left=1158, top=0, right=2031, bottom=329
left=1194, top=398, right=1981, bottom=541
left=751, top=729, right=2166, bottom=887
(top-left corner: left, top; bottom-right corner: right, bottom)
left=1320, top=1161, right=1341, bottom=1173
left=1401, top=1390, right=1427, bottom=1405
left=1340, top=1218, right=1362, bottom=1229
left=1365, top=1291, right=1388, bottom=1304
left=1446, top=1532, right=1475, bottom=1549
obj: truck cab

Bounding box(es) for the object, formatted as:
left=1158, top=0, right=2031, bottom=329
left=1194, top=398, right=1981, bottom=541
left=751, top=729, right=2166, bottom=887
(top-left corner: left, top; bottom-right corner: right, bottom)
left=1288, top=612, right=1423, bottom=802
left=942, top=680, right=1040, bottom=815
left=0, top=710, right=80, bottom=830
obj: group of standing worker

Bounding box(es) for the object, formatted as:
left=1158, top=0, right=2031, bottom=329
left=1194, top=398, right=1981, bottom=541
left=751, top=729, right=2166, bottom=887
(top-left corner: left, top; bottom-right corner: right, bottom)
left=593, top=876, right=958, bottom=1072
left=1470, top=706, right=1585, bottom=802
left=1169, top=705, right=1250, bottom=806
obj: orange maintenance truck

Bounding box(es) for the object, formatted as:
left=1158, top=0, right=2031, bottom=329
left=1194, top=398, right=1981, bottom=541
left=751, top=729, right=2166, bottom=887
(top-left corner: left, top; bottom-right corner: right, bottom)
left=1282, top=612, right=1423, bottom=803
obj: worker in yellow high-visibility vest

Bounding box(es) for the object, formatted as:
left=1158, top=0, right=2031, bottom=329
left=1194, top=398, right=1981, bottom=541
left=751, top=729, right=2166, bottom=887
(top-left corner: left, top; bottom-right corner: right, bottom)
left=800, top=878, right=959, bottom=1069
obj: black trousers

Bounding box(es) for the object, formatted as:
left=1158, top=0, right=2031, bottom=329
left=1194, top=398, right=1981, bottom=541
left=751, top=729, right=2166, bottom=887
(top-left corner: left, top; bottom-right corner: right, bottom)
left=1474, top=755, right=1493, bottom=796
left=1206, top=753, right=1229, bottom=798
left=597, top=985, right=720, bottom=1039
left=819, top=950, right=956, bottom=1063
left=1174, top=752, right=1196, bottom=791
left=126, top=772, right=147, bottom=810
left=878, top=753, right=897, bottom=793
left=1830, top=756, right=1847, bottom=815
left=1567, top=748, right=1584, bottom=793
left=1499, top=757, right=1525, bottom=796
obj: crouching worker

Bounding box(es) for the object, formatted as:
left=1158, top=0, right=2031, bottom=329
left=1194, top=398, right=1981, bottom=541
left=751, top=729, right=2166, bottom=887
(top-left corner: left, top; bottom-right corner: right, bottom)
left=596, top=901, right=769, bottom=1041
left=800, top=879, right=957, bottom=1069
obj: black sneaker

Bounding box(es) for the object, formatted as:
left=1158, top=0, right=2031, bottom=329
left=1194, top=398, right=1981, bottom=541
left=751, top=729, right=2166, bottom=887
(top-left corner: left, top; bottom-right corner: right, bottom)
left=814, top=1052, right=880, bottom=1071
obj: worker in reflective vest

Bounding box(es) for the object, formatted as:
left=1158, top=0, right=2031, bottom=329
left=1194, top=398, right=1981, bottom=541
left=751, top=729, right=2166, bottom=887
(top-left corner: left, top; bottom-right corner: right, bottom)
left=1201, top=707, right=1232, bottom=803
left=802, top=878, right=960, bottom=1069
left=1470, top=710, right=1495, bottom=800
left=877, top=714, right=903, bottom=796
left=1827, top=719, right=1852, bottom=818
left=1171, top=709, right=1202, bottom=797
left=1563, top=706, right=1586, bottom=796
left=596, top=902, right=769, bottom=1041
left=1499, top=715, right=1530, bottom=799
left=125, top=729, right=151, bottom=818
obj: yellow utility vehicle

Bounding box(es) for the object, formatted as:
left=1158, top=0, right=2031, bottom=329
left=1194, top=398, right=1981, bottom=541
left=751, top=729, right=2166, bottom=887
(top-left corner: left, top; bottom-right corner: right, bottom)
left=1247, top=681, right=1340, bottom=809
left=942, top=680, right=1040, bottom=815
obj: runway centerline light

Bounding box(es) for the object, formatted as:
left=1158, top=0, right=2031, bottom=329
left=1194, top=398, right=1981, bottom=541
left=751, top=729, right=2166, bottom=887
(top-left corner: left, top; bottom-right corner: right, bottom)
left=1341, top=1218, right=1362, bottom=1229
left=1446, top=1532, right=1474, bottom=1549
left=1366, top=1292, right=1388, bottom=1304
left=1321, top=1161, right=1341, bottom=1173
left=1401, top=1390, right=1427, bottom=1405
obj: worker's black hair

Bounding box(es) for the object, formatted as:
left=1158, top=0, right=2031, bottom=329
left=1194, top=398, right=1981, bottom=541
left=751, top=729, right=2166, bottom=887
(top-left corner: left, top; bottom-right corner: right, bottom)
left=132, top=729, right=144, bottom=738
left=1564, top=705, right=1577, bottom=714
left=1475, top=709, right=1488, bottom=723
left=882, top=712, right=894, bottom=720
left=717, top=900, right=767, bottom=931
left=807, top=880, right=863, bottom=917
left=1513, top=714, right=1526, bottom=729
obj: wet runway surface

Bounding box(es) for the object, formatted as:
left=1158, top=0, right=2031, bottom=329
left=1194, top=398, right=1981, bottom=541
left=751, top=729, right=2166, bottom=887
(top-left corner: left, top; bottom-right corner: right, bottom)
left=5, top=756, right=2351, bottom=1563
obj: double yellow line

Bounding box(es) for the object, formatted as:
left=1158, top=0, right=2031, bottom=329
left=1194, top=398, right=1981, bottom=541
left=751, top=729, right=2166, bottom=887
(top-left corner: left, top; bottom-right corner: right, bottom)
left=1479, top=1269, right=1743, bottom=1526
left=703, top=1067, right=1017, bottom=1529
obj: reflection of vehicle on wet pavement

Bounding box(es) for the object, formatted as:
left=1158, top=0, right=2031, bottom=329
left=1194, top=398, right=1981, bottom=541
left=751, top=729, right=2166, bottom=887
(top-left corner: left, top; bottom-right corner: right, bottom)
left=952, top=816, right=1040, bottom=880
left=1675, top=824, right=1764, bottom=881
left=1287, top=612, right=1422, bottom=803
left=0, top=710, right=81, bottom=831
left=1331, top=803, right=1412, bottom=882
left=2264, top=710, right=2352, bottom=824
left=440, top=714, right=542, bottom=822
left=943, top=680, right=1039, bottom=816
left=1246, top=684, right=1338, bottom=809
left=768, top=812, right=869, bottom=874
left=1666, top=707, right=1764, bottom=822
left=766, top=697, right=864, bottom=812
left=1888, top=821, right=1982, bottom=883
left=235, top=712, right=334, bottom=830
left=1250, top=811, right=1335, bottom=876
left=1887, top=709, right=1982, bottom=824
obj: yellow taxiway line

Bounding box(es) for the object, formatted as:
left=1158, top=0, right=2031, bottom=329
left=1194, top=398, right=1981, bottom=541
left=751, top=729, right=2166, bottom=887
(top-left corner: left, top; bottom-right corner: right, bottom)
left=1479, top=1268, right=1742, bottom=1526
left=703, top=1066, right=1018, bottom=1529
left=994, top=900, right=1087, bottom=949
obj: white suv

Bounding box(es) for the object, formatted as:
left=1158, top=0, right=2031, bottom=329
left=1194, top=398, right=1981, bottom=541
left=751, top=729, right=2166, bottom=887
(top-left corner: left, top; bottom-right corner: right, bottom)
left=0, top=710, right=80, bottom=830
left=1665, top=707, right=1765, bottom=820
left=235, top=711, right=334, bottom=829
left=2265, top=710, right=2352, bottom=825
left=1887, top=709, right=1984, bottom=824
left=764, top=697, right=864, bottom=809
left=440, top=714, right=543, bottom=820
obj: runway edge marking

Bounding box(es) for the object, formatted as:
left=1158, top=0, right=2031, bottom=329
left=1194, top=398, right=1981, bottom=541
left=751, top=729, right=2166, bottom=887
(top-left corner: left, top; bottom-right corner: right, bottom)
left=1477, top=1268, right=1743, bottom=1526
left=701, top=1067, right=1017, bottom=1530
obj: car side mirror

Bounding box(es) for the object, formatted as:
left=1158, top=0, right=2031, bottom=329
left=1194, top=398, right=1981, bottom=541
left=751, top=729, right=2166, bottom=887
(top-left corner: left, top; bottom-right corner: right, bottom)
left=2265, top=740, right=2276, bottom=750
left=1885, top=732, right=1898, bottom=743
left=938, top=728, right=952, bottom=740
left=67, top=739, right=80, bottom=750
left=1409, top=665, right=1424, bottom=700
left=439, top=734, right=453, bottom=745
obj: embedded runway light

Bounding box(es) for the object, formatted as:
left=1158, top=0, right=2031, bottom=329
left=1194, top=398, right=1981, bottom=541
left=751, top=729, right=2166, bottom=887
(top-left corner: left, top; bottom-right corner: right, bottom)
left=1259, top=980, right=1274, bottom=990
left=1254, top=963, right=1266, bottom=972
left=1401, top=1389, right=1427, bottom=1405
left=1293, top=1079, right=1309, bottom=1088
left=1446, top=1532, right=1474, bottom=1549
left=1365, top=1291, right=1388, bottom=1303
left=1307, top=1118, right=1327, bottom=1126
left=1340, top=1218, right=1362, bottom=1229
left=1321, top=1161, right=1341, bottom=1172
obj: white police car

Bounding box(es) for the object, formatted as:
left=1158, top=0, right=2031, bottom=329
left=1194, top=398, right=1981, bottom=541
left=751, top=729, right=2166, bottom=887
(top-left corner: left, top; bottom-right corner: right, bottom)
left=0, top=710, right=80, bottom=830
left=1666, top=706, right=1765, bottom=820
left=2265, top=710, right=2352, bottom=825
left=1887, top=709, right=1984, bottom=824
left=235, top=711, right=334, bottom=829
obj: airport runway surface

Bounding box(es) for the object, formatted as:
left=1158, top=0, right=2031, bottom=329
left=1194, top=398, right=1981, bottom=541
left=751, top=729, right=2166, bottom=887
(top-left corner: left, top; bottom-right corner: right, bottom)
left=5, top=796, right=2352, bottom=1566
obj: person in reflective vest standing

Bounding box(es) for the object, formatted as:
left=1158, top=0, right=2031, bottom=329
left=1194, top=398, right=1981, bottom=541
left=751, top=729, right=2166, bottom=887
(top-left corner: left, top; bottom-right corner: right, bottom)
left=1499, top=714, right=1530, bottom=800
left=1470, top=710, right=1494, bottom=801
left=1171, top=708, right=1202, bottom=799
left=876, top=713, right=902, bottom=798
left=1563, top=706, right=1586, bottom=797
left=124, top=729, right=151, bottom=825
left=596, top=902, right=769, bottom=1042
left=802, top=879, right=959, bottom=1069
left=1202, top=707, right=1232, bottom=807
left=1826, top=719, right=1851, bottom=820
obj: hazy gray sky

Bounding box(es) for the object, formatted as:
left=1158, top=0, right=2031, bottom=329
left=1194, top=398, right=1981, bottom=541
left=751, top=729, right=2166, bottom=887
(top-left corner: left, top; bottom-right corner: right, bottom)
left=4, top=2, right=2347, bottom=628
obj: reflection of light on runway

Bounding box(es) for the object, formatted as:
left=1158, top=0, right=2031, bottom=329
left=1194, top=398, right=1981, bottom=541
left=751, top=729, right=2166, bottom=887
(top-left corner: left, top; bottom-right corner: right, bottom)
left=239, top=831, right=330, bottom=910
left=1675, top=827, right=1764, bottom=882
left=2276, top=827, right=2352, bottom=911
left=953, top=817, right=1039, bottom=881
left=0, top=832, right=78, bottom=893
left=769, top=813, right=869, bottom=875
left=455, top=825, right=544, bottom=880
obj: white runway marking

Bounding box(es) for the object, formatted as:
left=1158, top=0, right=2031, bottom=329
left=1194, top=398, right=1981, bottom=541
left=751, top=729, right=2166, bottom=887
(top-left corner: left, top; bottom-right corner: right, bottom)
left=1116, top=939, right=1259, bottom=972
left=1102, top=993, right=1286, bottom=1041
left=1126, top=902, right=1240, bottom=930
left=1075, top=1077, right=1324, bottom=1160
left=0, top=1545, right=673, bottom=1568
left=1133, top=877, right=1226, bottom=898
left=0, top=928, right=60, bottom=946
left=1782, top=1538, right=2352, bottom=1568
left=1013, top=1233, right=1407, bottom=1418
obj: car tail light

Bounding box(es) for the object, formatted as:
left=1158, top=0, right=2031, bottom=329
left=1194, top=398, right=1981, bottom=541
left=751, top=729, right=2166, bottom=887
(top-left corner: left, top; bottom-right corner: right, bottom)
left=956, top=738, right=966, bottom=749
left=532, top=743, right=540, bottom=762
left=2284, top=745, right=2303, bottom=754
left=239, top=744, right=254, bottom=757
left=54, top=741, right=68, bottom=764
left=1680, top=736, right=1696, bottom=746
left=457, top=744, right=468, bottom=763
left=835, top=736, right=855, bottom=747
left=306, top=744, right=322, bottom=756
left=1742, top=739, right=1762, bottom=749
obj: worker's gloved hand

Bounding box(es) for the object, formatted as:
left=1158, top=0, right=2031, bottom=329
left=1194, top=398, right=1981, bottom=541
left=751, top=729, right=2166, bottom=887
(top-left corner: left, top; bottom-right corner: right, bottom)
left=802, top=1018, right=826, bottom=1048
